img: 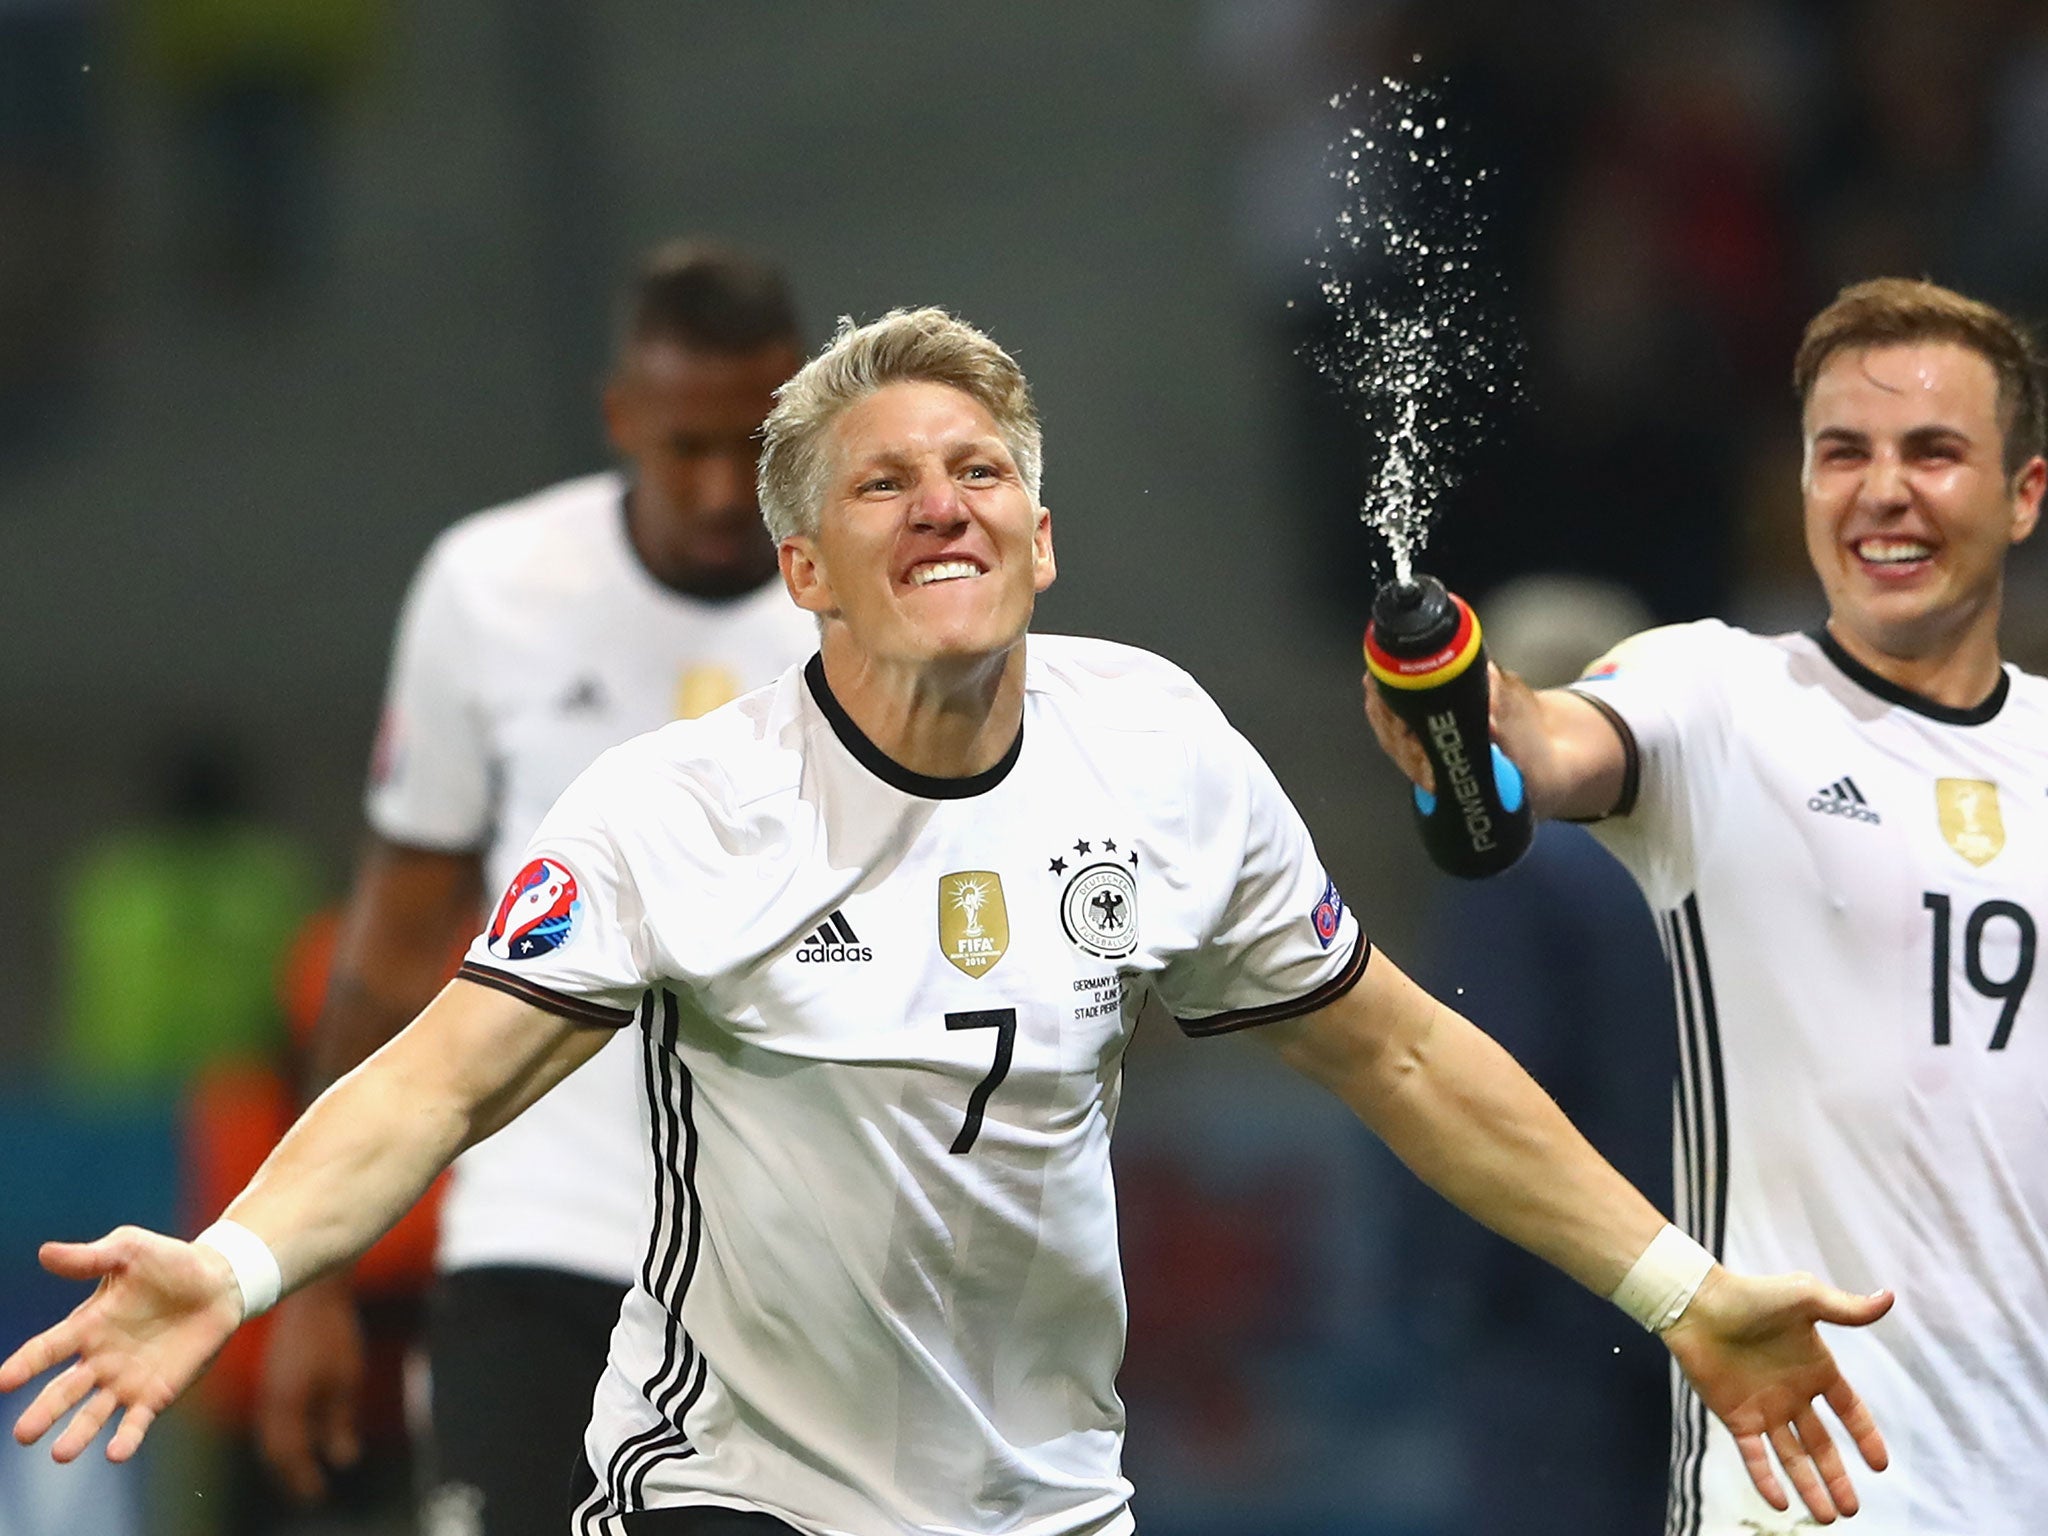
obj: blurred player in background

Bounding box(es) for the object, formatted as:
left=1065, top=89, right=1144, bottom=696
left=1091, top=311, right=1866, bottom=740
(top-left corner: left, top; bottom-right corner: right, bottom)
left=1368, top=277, right=2048, bottom=1536
left=256, top=241, right=814, bottom=1535
left=8, top=307, right=1893, bottom=1536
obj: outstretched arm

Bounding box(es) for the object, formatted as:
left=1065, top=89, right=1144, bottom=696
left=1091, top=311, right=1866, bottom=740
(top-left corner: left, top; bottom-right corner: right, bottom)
left=1264, top=948, right=1892, bottom=1524
left=1365, top=664, right=1630, bottom=823
left=2, top=978, right=610, bottom=1464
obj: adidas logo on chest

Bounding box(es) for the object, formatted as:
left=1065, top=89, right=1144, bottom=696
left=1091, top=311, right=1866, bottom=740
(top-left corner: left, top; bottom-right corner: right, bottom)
left=796, top=909, right=873, bottom=963
left=1807, top=775, right=1882, bottom=824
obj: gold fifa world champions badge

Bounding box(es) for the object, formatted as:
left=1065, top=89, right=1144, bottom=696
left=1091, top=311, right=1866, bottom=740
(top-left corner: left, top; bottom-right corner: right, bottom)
left=674, top=665, right=741, bottom=721
left=940, top=871, right=1010, bottom=977
left=1937, top=779, right=2005, bottom=867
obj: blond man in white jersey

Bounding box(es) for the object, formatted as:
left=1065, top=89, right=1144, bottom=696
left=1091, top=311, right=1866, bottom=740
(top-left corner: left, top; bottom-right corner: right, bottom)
left=8, top=310, right=1892, bottom=1536
left=1369, top=277, right=2048, bottom=1536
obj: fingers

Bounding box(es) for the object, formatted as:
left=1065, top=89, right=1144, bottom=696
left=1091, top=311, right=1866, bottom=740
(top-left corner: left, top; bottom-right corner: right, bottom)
left=319, top=1389, right=362, bottom=1475
left=1361, top=685, right=1437, bottom=792
left=51, top=1385, right=120, bottom=1464
left=1768, top=1421, right=1838, bottom=1524
left=1, top=1315, right=80, bottom=1396
left=1735, top=1430, right=1787, bottom=1513
left=37, top=1237, right=122, bottom=1283
left=106, top=1402, right=157, bottom=1464
left=1798, top=1404, right=1858, bottom=1519
left=12, top=1360, right=94, bottom=1446
left=1812, top=1284, right=1895, bottom=1328
left=1826, top=1373, right=1890, bottom=1472
left=259, top=1389, right=325, bottom=1501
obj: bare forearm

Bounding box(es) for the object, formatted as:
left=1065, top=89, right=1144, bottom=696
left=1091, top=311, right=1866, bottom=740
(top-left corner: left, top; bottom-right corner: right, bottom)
left=228, top=982, right=601, bottom=1294
left=231, top=1045, right=472, bottom=1292
left=1351, top=1004, right=1660, bottom=1291
left=1518, top=685, right=1630, bottom=824
left=1271, top=954, right=1663, bottom=1296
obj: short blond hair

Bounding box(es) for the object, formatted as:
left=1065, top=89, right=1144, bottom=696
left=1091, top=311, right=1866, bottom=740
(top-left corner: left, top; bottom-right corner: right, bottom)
left=1794, top=278, right=2047, bottom=479
left=757, top=307, right=1043, bottom=542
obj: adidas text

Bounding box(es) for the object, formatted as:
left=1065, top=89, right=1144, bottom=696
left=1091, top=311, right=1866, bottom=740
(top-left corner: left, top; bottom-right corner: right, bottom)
left=797, top=944, right=873, bottom=963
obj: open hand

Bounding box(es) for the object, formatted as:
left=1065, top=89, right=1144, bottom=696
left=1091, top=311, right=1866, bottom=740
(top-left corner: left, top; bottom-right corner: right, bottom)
left=1, top=1227, right=242, bottom=1463
left=258, top=1274, right=365, bottom=1501
left=1664, top=1267, right=1894, bottom=1523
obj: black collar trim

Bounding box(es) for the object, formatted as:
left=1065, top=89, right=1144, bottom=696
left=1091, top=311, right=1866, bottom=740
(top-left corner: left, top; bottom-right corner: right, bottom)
left=1810, top=628, right=2009, bottom=726
left=803, top=653, right=1022, bottom=799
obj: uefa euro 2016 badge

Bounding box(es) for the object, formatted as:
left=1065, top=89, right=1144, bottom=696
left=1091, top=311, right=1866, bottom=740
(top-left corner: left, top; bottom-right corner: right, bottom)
left=1052, top=837, right=1140, bottom=961
left=487, top=857, right=582, bottom=960
left=1312, top=878, right=1345, bottom=949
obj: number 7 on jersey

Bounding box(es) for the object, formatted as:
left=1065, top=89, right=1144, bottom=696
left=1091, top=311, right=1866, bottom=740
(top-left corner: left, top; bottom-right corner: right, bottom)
left=946, top=1008, right=1017, bottom=1153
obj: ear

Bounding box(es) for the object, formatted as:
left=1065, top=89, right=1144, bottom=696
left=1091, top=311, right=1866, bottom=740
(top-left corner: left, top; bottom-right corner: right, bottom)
left=1031, top=507, right=1057, bottom=593
left=601, top=374, right=634, bottom=459
left=780, top=536, right=837, bottom=616
left=2011, top=456, right=2045, bottom=546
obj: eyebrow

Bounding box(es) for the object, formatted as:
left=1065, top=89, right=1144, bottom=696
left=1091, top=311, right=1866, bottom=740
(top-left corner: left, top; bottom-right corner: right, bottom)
left=1811, top=424, right=1976, bottom=449
left=845, top=436, right=1011, bottom=475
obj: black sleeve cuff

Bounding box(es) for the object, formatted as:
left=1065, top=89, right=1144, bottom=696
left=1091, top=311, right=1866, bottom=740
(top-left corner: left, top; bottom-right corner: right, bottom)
left=456, top=961, right=638, bottom=1028
left=1175, top=929, right=1373, bottom=1038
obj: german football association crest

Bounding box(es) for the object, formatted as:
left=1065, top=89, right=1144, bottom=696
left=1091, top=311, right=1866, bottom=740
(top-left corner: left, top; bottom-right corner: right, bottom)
left=1061, top=861, right=1139, bottom=960
left=1937, top=778, right=2004, bottom=866
left=487, top=857, right=582, bottom=960
left=939, top=871, right=1010, bottom=978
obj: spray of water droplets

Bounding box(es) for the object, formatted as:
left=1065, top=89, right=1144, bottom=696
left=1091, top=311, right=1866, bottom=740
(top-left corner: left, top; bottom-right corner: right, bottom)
left=1303, top=79, right=1522, bottom=585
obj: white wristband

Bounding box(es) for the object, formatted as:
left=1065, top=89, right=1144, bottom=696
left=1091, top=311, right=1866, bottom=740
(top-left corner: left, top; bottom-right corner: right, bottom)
left=194, top=1219, right=283, bottom=1320
left=1610, top=1223, right=1715, bottom=1333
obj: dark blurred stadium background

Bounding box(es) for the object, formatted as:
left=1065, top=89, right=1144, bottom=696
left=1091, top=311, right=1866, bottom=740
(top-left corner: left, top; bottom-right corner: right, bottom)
left=3, top=2, right=2045, bottom=1533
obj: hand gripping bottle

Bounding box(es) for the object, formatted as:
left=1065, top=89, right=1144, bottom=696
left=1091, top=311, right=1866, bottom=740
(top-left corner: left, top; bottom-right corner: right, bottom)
left=1364, top=575, right=1533, bottom=879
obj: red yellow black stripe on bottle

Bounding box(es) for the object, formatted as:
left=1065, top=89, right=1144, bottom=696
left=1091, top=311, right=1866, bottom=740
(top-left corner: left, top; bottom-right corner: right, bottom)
left=1364, top=593, right=1482, bottom=690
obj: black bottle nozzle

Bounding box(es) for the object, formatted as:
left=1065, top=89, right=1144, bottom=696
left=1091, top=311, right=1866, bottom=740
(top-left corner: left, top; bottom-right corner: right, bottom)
left=1365, top=573, right=1533, bottom=879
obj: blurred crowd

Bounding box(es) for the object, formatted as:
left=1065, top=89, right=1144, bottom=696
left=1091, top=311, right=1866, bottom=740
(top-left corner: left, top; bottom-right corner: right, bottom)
left=1208, top=0, right=2048, bottom=630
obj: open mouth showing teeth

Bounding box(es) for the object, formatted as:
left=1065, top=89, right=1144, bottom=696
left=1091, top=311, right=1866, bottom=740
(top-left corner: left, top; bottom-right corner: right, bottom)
left=909, top=560, right=983, bottom=586
left=1855, top=539, right=1932, bottom=565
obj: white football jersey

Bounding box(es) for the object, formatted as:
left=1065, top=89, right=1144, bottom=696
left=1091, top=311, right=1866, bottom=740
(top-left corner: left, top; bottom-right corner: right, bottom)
left=367, top=471, right=818, bottom=1282
left=459, top=637, right=1368, bottom=1536
left=1573, top=621, right=2048, bottom=1536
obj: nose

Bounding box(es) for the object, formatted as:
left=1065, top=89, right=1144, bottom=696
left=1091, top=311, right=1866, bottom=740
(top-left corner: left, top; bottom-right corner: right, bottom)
left=909, top=469, right=966, bottom=532
left=692, top=448, right=755, bottom=513
left=1861, top=448, right=1910, bottom=513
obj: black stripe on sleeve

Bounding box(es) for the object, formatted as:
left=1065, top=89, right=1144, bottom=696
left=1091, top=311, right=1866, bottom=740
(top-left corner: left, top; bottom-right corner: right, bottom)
left=1175, top=929, right=1372, bottom=1038
left=456, top=961, right=637, bottom=1027
left=1562, top=689, right=1642, bottom=821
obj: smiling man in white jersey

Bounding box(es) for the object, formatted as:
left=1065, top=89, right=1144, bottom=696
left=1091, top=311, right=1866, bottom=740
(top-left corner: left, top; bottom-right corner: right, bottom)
left=252, top=243, right=819, bottom=1534
left=7, top=309, right=1897, bottom=1536
left=1368, top=277, right=2048, bottom=1536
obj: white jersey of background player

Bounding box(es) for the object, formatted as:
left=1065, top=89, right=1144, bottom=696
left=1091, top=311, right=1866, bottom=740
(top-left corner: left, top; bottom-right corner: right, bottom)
left=252, top=243, right=812, bottom=1534
left=1368, top=278, right=2048, bottom=1536
left=7, top=307, right=1897, bottom=1536
left=371, top=470, right=818, bottom=1279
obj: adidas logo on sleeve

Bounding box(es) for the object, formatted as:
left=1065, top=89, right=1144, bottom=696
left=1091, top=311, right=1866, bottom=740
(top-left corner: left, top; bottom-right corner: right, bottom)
left=796, top=910, right=873, bottom=963
left=1807, top=775, right=1882, bottom=823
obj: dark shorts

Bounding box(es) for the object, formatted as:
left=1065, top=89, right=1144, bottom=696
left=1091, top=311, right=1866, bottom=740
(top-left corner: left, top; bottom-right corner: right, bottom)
left=567, top=1456, right=803, bottom=1535
left=423, top=1265, right=628, bottom=1536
